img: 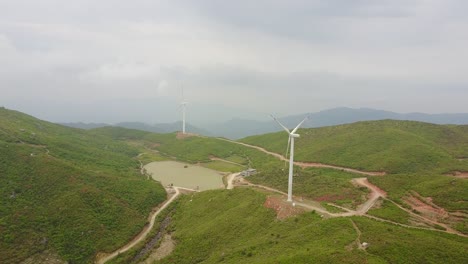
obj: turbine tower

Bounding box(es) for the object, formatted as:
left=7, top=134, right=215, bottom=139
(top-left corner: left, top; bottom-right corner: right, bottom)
left=180, top=88, right=188, bottom=134
left=271, top=115, right=309, bottom=202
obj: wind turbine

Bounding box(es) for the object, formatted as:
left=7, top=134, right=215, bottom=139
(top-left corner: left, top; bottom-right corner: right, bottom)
left=180, top=87, right=188, bottom=134
left=271, top=115, right=309, bottom=202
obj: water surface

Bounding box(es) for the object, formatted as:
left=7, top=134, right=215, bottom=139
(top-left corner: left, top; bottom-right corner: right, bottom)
left=144, top=161, right=224, bottom=191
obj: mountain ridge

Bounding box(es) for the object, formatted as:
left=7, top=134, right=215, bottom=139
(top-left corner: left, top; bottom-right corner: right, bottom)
left=59, top=107, right=468, bottom=139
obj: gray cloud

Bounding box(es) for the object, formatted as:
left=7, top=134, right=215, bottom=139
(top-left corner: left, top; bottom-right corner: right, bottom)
left=1, top=0, right=467, bottom=123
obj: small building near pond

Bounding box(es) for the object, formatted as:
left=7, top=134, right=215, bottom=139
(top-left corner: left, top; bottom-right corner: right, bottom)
left=240, top=168, right=257, bottom=177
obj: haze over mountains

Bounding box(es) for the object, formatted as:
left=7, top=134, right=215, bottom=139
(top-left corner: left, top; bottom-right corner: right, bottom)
left=61, top=107, right=468, bottom=139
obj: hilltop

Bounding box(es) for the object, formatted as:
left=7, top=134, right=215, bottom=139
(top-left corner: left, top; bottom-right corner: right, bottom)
left=241, top=119, right=468, bottom=174
left=205, top=107, right=468, bottom=139
left=0, top=108, right=166, bottom=263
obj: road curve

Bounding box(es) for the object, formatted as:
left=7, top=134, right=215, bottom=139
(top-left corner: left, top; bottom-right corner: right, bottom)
left=353, top=178, right=387, bottom=215
left=226, top=172, right=240, bottom=190
left=96, top=187, right=183, bottom=264
left=217, top=138, right=386, bottom=176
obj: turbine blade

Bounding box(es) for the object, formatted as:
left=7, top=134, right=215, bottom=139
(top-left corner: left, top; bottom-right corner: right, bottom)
left=291, top=115, right=309, bottom=134
left=284, top=136, right=291, bottom=168
left=270, top=114, right=290, bottom=133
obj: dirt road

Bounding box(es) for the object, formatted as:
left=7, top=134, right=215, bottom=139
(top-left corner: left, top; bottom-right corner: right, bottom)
left=226, top=172, right=240, bottom=190
left=217, top=138, right=385, bottom=176
left=353, top=178, right=386, bottom=215
left=293, top=178, right=386, bottom=217
left=96, top=187, right=183, bottom=264
left=210, top=157, right=244, bottom=167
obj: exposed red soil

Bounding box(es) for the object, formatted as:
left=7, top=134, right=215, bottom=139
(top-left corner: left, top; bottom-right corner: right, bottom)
left=315, top=194, right=350, bottom=202
left=295, top=161, right=386, bottom=176
left=404, top=193, right=448, bottom=221
left=354, top=178, right=388, bottom=197
left=264, top=196, right=305, bottom=219
left=446, top=171, right=468, bottom=179
left=176, top=132, right=197, bottom=139
left=217, top=138, right=386, bottom=176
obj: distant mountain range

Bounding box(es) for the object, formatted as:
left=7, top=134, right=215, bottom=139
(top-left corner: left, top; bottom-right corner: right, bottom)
left=61, top=121, right=211, bottom=136
left=60, top=107, right=468, bottom=139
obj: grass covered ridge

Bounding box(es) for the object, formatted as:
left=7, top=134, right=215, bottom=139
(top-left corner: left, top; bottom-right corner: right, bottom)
left=0, top=108, right=166, bottom=263
left=241, top=120, right=468, bottom=174
left=159, top=189, right=467, bottom=264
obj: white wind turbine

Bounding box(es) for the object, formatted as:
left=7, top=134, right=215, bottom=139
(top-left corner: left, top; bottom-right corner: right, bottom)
left=271, top=115, right=309, bottom=202
left=180, top=87, right=188, bottom=134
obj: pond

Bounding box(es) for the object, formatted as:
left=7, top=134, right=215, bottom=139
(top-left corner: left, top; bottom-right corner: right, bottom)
left=144, top=161, right=225, bottom=191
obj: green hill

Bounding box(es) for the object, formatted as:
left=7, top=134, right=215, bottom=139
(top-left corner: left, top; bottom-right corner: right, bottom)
left=241, top=120, right=468, bottom=174
left=0, top=108, right=166, bottom=263
left=116, top=189, right=468, bottom=264
left=240, top=121, right=467, bottom=225
left=93, top=122, right=468, bottom=214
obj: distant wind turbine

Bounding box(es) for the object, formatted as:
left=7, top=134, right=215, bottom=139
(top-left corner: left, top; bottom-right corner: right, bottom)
left=271, top=115, right=309, bottom=202
left=180, top=87, right=188, bottom=134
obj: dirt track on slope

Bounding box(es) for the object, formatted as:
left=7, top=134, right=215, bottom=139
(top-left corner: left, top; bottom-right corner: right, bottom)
left=232, top=175, right=385, bottom=218
left=217, top=138, right=386, bottom=176
left=446, top=171, right=468, bottom=179
left=95, top=186, right=192, bottom=264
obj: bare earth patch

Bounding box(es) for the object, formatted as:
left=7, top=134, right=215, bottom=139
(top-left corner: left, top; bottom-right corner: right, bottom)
left=176, top=132, right=197, bottom=139
left=264, top=196, right=305, bottom=219
left=20, top=250, right=66, bottom=264
left=141, top=234, right=175, bottom=264
left=402, top=192, right=468, bottom=235
left=446, top=171, right=468, bottom=179
left=315, top=194, right=350, bottom=202
left=404, top=193, right=448, bottom=221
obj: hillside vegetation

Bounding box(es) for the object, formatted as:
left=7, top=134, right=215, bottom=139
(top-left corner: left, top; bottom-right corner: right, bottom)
left=92, top=127, right=365, bottom=205
left=3, top=108, right=467, bottom=263
left=241, top=120, right=468, bottom=174
left=93, top=122, right=468, bottom=214
left=240, top=120, right=468, bottom=217
left=157, top=189, right=467, bottom=264
left=0, top=108, right=166, bottom=263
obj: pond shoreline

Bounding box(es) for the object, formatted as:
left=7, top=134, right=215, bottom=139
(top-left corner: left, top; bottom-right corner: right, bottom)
left=144, top=161, right=225, bottom=191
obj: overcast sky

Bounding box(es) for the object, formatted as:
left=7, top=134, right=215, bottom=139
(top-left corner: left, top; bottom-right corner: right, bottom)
left=1, top=0, right=467, bottom=122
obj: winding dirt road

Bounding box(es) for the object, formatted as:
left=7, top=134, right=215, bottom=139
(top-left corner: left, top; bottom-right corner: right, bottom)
left=96, top=187, right=184, bottom=264
left=217, top=138, right=386, bottom=176
left=353, top=178, right=387, bottom=215
left=228, top=172, right=385, bottom=218
left=226, top=172, right=240, bottom=190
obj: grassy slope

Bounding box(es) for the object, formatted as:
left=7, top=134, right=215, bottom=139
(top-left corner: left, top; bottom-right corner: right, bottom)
left=158, top=189, right=467, bottom=264
left=241, top=120, right=468, bottom=174
left=0, top=108, right=166, bottom=263
left=241, top=120, right=468, bottom=212
left=91, top=124, right=468, bottom=262
left=91, top=127, right=281, bottom=170
left=93, top=127, right=364, bottom=204
left=94, top=123, right=468, bottom=211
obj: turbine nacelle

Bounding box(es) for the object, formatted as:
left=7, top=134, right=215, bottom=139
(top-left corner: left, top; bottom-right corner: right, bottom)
left=290, top=133, right=300, bottom=138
